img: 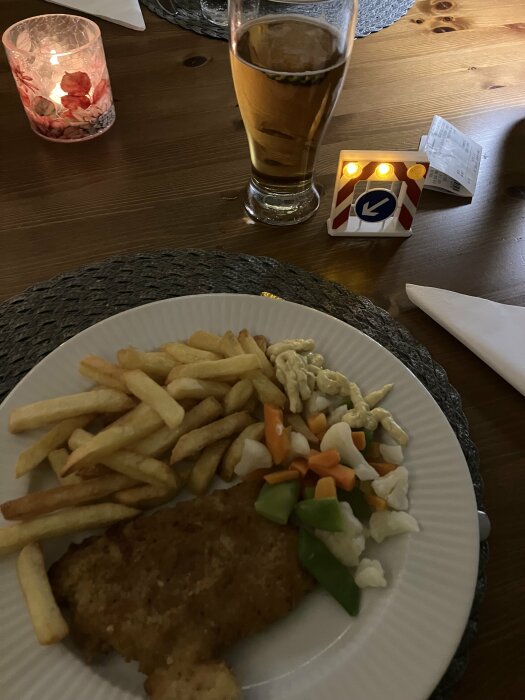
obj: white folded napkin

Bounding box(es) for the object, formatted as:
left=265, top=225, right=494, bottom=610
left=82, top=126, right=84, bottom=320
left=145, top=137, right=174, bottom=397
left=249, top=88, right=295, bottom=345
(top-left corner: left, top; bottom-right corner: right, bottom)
left=45, top=0, right=145, bottom=31
left=406, top=284, right=525, bottom=396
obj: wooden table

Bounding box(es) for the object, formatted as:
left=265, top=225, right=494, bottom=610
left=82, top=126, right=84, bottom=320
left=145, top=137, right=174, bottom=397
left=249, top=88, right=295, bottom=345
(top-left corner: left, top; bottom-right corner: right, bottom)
left=1, top=0, right=524, bottom=697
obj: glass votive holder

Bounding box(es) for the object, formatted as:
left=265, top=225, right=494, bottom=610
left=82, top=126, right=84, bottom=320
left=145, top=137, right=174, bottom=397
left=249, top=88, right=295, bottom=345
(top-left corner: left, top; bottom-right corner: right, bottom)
left=2, top=14, right=115, bottom=143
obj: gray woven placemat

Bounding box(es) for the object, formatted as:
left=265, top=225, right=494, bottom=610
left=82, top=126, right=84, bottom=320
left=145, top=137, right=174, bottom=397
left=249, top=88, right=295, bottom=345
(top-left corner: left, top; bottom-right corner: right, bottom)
left=141, top=0, right=416, bottom=40
left=0, top=249, right=486, bottom=699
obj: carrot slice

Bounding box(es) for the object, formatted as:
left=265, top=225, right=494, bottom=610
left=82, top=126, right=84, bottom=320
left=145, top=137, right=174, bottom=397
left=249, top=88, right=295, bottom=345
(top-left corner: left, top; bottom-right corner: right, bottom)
left=307, top=413, right=327, bottom=437
left=241, top=468, right=272, bottom=482
left=309, top=462, right=356, bottom=492
left=314, top=476, right=337, bottom=499
left=365, top=494, right=388, bottom=511
left=369, top=461, right=397, bottom=476
left=289, top=457, right=309, bottom=477
left=264, top=404, right=290, bottom=465
left=308, top=449, right=340, bottom=470
left=351, top=431, right=366, bottom=451
left=264, top=469, right=300, bottom=485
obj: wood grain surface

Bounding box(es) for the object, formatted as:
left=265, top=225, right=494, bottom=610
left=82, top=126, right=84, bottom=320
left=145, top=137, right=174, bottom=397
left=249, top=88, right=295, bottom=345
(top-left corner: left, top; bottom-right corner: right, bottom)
left=1, top=0, right=525, bottom=698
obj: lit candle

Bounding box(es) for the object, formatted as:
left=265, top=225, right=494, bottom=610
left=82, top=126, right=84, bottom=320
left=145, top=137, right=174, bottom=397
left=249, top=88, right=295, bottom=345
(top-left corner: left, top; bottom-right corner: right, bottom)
left=2, top=14, right=115, bottom=142
left=49, top=83, right=67, bottom=105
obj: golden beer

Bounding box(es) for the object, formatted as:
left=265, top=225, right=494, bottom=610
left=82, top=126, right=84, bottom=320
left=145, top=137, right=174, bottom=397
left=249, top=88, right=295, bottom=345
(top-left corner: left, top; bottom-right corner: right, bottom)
left=230, top=16, right=346, bottom=187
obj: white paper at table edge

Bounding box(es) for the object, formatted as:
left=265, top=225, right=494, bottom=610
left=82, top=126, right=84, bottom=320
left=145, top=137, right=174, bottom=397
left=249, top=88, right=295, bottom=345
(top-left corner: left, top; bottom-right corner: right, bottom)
left=406, top=284, right=525, bottom=397
left=45, top=0, right=145, bottom=31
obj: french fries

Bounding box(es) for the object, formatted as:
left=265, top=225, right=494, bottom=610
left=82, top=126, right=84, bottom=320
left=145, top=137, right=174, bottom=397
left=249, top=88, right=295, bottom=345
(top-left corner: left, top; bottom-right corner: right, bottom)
left=68, top=428, right=177, bottom=488
left=171, top=412, right=254, bottom=463
left=113, top=482, right=181, bottom=508
left=220, top=422, right=266, bottom=481
left=242, top=395, right=260, bottom=416
left=166, top=377, right=230, bottom=400
left=131, top=397, right=223, bottom=457
left=249, top=371, right=286, bottom=408
left=79, top=356, right=128, bottom=392
left=48, top=448, right=81, bottom=485
left=123, top=369, right=185, bottom=430
left=219, top=330, right=245, bottom=357
left=238, top=329, right=274, bottom=378
left=224, top=379, right=254, bottom=414
left=166, top=354, right=261, bottom=383
left=9, top=389, right=135, bottom=434
left=253, top=335, right=268, bottom=353
left=15, top=414, right=95, bottom=477
left=187, top=439, right=231, bottom=495
left=63, top=403, right=164, bottom=473
left=186, top=330, right=223, bottom=354
left=3, top=327, right=302, bottom=651
left=117, top=347, right=177, bottom=381
left=75, top=463, right=111, bottom=479
left=1, top=474, right=137, bottom=520
left=49, top=448, right=109, bottom=483
left=17, top=543, right=69, bottom=645
left=0, top=503, right=139, bottom=557
left=161, top=342, right=221, bottom=363
left=285, top=412, right=319, bottom=444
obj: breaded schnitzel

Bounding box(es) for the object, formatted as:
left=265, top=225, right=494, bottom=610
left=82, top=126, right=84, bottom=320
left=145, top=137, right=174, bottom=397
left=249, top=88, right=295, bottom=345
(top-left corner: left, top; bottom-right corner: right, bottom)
left=49, top=481, right=313, bottom=699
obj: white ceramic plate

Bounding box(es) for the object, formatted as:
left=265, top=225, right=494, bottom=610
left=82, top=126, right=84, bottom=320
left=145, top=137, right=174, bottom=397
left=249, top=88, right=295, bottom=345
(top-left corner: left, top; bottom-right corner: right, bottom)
left=0, top=294, right=479, bottom=700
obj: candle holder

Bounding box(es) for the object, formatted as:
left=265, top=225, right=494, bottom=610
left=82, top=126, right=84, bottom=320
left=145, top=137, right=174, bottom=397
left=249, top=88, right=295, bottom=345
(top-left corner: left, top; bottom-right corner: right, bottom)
left=2, top=14, right=115, bottom=142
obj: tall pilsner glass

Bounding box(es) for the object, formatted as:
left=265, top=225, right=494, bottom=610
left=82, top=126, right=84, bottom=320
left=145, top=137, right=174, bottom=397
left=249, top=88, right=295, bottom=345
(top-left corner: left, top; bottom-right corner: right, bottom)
left=230, top=0, right=358, bottom=225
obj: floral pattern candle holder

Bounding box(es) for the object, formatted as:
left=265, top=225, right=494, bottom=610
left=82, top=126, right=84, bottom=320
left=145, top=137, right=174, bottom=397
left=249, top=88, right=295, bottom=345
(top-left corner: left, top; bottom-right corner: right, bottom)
left=2, top=14, right=115, bottom=142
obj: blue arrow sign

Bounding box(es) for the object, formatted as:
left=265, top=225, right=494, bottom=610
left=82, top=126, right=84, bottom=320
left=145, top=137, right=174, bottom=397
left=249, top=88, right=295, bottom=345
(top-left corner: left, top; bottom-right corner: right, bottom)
left=355, top=188, right=397, bottom=222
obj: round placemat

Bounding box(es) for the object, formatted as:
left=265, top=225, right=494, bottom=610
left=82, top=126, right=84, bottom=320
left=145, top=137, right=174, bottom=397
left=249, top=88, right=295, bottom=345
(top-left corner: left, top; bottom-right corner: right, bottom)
left=141, top=0, right=416, bottom=40
left=0, top=249, right=486, bottom=699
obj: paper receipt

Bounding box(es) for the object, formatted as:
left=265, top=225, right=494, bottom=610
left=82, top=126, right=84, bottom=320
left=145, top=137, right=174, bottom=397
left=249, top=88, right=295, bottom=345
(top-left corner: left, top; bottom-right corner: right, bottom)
left=419, top=115, right=482, bottom=197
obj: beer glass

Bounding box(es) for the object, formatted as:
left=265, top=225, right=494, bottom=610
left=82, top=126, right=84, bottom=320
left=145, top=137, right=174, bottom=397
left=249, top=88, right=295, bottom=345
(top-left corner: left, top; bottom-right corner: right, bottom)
left=230, top=0, right=358, bottom=225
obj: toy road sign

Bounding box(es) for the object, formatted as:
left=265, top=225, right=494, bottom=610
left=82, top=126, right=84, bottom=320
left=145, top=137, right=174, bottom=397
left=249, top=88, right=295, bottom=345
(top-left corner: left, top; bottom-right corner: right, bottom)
left=327, top=150, right=429, bottom=238
left=355, top=189, right=397, bottom=222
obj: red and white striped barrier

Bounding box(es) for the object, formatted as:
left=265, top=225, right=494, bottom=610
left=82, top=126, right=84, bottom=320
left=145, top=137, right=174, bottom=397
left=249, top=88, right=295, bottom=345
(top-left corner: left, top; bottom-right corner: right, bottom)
left=327, top=150, right=429, bottom=238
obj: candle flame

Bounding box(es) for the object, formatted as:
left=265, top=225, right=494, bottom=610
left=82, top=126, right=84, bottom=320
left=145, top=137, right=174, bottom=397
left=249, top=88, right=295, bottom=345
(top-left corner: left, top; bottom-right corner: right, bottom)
left=50, top=49, right=59, bottom=66
left=50, top=82, right=66, bottom=105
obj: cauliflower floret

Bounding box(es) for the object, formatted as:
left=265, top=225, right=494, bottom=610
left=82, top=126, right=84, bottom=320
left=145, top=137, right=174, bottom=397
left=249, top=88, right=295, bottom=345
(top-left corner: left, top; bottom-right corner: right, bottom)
left=321, top=422, right=379, bottom=481
left=288, top=431, right=310, bottom=460
left=372, top=466, right=409, bottom=511
left=305, top=391, right=332, bottom=415
left=315, top=502, right=365, bottom=567
left=378, top=442, right=404, bottom=465
left=355, top=559, right=387, bottom=588
left=267, top=338, right=315, bottom=363
left=274, top=350, right=315, bottom=413
left=234, top=439, right=272, bottom=477
left=353, top=463, right=380, bottom=482
left=327, top=404, right=348, bottom=427
left=305, top=391, right=342, bottom=416
left=369, top=511, right=420, bottom=543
